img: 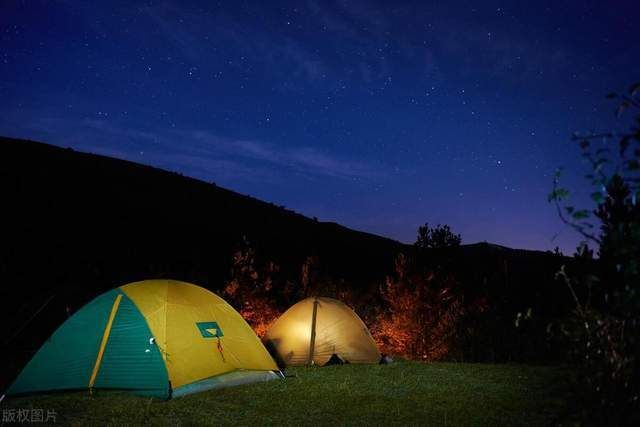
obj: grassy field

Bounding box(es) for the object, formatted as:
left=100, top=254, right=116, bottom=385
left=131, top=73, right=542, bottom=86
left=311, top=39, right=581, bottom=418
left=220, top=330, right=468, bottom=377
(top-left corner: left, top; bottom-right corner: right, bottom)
left=3, top=361, right=570, bottom=426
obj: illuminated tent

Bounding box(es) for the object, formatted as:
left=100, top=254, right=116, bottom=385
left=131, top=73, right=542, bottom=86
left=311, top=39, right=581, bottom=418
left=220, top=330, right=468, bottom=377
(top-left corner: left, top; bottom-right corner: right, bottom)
left=264, top=297, right=380, bottom=366
left=7, top=280, right=280, bottom=398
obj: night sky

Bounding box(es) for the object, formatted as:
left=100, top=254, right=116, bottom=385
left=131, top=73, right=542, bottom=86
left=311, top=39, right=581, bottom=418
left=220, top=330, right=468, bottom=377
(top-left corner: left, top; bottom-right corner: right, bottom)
left=2, top=1, right=639, bottom=253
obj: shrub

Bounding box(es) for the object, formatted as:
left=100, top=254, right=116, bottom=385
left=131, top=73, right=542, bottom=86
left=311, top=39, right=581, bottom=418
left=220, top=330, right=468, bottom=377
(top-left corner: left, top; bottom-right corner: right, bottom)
left=550, top=82, right=640, bottom=424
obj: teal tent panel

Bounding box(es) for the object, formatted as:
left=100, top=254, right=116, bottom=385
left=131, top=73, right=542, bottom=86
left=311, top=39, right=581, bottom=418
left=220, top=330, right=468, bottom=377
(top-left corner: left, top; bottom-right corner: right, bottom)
left=7, top=289, right=120, bottom=395
left=93, top=292, right=169, bottom=398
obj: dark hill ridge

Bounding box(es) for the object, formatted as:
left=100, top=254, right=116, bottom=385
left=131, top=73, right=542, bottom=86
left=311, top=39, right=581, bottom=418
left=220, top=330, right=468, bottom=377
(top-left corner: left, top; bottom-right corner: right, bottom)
left=1, top=136, right=578, bottom=385
left=0, top=136, right=404, bottom=284
left=0, top=136, right=566, bottom=307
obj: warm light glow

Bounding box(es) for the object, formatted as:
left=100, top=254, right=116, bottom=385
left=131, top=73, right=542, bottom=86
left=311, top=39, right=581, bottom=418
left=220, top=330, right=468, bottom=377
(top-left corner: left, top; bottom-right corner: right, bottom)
left=287, top=320, right=312, bottom=343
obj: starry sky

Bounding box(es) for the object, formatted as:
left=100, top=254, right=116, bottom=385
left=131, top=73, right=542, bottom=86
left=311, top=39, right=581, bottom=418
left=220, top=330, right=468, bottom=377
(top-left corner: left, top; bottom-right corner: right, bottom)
left=2, top=1, right=639, bottom=253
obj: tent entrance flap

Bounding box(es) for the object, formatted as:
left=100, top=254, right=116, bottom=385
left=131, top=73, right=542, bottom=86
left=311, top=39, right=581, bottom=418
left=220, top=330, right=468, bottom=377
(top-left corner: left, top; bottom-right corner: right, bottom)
left=89, top=294, right=122, bottom=389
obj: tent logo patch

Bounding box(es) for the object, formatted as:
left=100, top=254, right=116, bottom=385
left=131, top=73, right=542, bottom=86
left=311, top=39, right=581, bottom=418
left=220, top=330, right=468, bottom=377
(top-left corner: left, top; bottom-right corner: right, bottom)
left=196, top=321, right=224, bottom=338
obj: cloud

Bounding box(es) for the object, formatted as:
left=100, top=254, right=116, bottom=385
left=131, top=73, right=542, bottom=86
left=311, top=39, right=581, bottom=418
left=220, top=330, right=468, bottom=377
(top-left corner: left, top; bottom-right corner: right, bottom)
left=304, top=0, right=393, bottom=82
left=5, top=114, right=379, bottom=183
left=182, top=129, right=379, bottom=180
left=140, top=3, right=205, bottom=63
left=132, top=0, right=404, bottom=85
left=137, top=2, right=330, bottom=83
left=432, top=18, right=571, bottom=83
left=305, top=0, right=388, bottom=41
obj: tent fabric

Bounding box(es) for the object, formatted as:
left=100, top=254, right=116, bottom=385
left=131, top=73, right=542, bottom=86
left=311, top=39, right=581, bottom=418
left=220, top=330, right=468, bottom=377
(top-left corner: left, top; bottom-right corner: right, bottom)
left=92, top=292, right=169, bottom=397
left=264, top=297, right=381, bottom=366
left=8, top=289, right=131, bottom=396
left=171, top=370, right=280, bottom=398
left=7, top=280, right=279, bottom=398
left=120, top=280, right=278, bottom=393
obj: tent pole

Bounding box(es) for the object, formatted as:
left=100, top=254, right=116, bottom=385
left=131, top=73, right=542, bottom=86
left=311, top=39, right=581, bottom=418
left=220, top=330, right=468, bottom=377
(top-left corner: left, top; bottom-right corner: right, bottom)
left=88, top=294, right=122, bottom=391
left=4, top=294, right=55, bottom=346
left=307, top=298, right=319, bottom=366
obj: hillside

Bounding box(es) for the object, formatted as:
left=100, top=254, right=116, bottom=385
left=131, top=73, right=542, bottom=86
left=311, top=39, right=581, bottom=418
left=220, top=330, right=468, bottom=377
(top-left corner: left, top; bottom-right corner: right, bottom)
left=0, top=136, right=404, bottom=290
left=0, top=136, right=579, bottom=388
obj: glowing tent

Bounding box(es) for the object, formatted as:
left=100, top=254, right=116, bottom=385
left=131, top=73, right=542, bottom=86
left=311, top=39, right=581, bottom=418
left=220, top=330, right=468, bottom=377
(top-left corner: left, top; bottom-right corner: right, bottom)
left=264, top=297, right=380, bottom=366
left=7, top=280, right=280, bottom=398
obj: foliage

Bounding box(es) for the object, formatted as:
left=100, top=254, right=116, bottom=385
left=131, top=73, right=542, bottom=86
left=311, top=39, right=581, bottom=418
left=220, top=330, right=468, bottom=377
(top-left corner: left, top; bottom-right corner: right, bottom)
left=555, top=266, right=636, bottom=425
left=414, top=223, right=461, bottom=249
left=594, top=174, right=640, bottom=311
left=573, top=242, right=594, bottom=259
left=222, top=243, right=356, bottom=338
left=223, top=241, right=478, bottom=362
left=222, top=240, right=286, bottom=337
left=222, top=232, right=560, bottom=366
left=549, top=82, right=640, bottom=424
left=371, top=253, right=468, bottom=360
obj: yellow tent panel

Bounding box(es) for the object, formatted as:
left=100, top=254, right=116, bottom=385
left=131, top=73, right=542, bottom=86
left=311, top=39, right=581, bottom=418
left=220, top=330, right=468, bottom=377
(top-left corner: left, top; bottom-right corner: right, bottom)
left=121, top=280, right=279, bottom=392
left=264, top=297, right=380, bottom=366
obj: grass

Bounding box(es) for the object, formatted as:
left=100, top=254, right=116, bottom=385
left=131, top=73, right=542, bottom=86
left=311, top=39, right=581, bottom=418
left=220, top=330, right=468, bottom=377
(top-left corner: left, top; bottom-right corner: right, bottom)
left=2, top=361, right=570, bottom=426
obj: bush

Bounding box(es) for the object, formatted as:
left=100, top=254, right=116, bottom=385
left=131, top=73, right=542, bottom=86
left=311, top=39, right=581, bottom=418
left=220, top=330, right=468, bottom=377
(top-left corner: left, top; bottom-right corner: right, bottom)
left=550, top=82, right=640, bottom=424
left=371, top=253, right=468, bottom=360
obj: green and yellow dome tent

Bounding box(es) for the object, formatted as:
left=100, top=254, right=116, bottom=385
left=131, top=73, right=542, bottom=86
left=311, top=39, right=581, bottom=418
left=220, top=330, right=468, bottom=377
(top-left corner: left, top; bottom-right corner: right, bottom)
left=264, top=297, right=380, bottom=367
left=6, top=280, right=280, bottom=399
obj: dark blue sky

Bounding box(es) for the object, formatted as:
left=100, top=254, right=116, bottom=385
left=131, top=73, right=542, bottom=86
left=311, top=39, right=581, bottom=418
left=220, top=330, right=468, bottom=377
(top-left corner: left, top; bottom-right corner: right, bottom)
left=2, top=1, right=638, bottom=252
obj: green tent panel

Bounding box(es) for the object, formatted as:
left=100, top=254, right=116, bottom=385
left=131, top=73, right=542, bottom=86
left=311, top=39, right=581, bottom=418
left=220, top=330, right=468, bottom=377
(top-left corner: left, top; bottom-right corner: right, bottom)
left=8, top=289, right=168, bottom=398
left=92, top=292, right=169, bottom=397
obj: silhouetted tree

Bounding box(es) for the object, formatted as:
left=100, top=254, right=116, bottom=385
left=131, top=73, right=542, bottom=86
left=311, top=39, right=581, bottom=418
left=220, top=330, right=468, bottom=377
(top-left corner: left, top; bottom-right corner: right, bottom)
left=414, top=223, right=461, bottom=249
left=595, top=174, right=640, bottom=278
left=573, top=242, right=594, bottom=260
left=550, top=81, right=640, bottom=424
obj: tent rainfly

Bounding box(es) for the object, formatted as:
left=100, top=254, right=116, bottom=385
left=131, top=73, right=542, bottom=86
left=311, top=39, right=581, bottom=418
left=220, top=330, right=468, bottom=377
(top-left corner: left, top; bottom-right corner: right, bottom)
left=7, top=280, right=280, bottom=398
left=264, top=297, right=381, bottom=366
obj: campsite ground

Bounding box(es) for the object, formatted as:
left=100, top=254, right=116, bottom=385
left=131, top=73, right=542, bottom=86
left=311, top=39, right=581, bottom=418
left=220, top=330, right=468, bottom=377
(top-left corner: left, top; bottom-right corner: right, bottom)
left=3, top=361, right=571, bottom=425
